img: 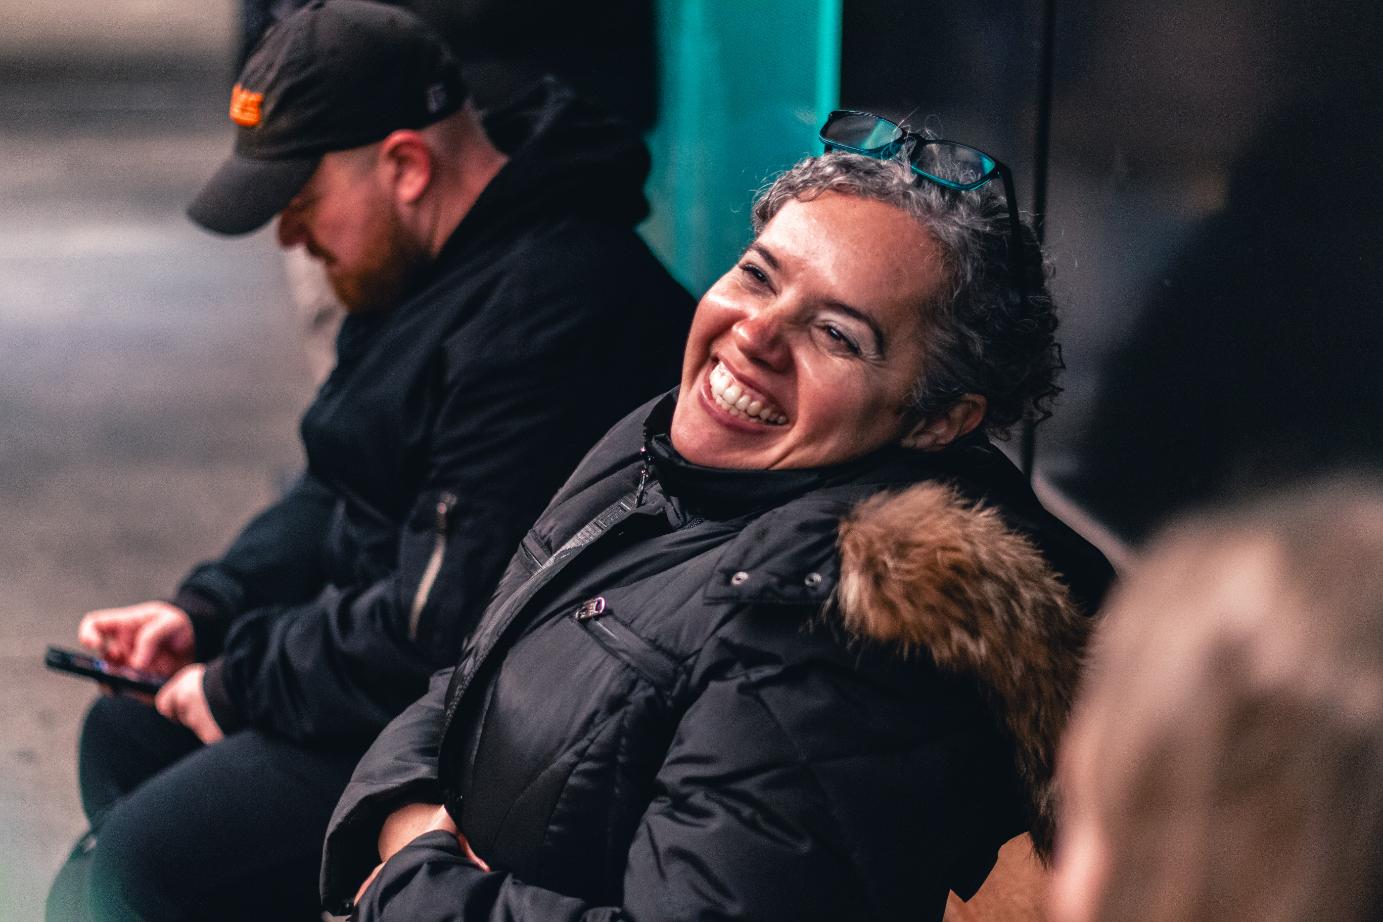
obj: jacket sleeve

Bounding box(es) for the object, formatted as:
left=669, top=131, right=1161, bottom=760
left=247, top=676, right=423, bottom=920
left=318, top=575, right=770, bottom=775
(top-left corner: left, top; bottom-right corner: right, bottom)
left=318, top=668, right=454, bottom=905
left=337, top=638, right=993, bottom=921
left=175, top=471, right=337, bottom=659
left=203, top=261, right=663, bottom=742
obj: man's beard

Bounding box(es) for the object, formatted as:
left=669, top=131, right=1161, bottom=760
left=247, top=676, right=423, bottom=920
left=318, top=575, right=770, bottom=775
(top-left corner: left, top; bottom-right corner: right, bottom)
left=327, top=208, right=431, bottom=314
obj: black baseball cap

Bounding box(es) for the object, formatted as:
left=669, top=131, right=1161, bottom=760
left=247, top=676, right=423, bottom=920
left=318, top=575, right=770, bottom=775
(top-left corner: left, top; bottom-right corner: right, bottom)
left=187, top=0, right=467, bottom=235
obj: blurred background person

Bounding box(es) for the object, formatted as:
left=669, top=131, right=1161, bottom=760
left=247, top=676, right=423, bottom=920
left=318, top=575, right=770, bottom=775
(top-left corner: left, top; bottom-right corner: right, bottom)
left=1051, top=477, right=1383, bottom=922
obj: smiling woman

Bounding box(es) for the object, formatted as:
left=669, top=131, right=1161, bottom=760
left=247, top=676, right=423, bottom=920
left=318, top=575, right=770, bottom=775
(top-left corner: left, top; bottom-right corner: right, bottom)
left=671, top=193, right=942, bottom=469
left=319, top=142, right=1113, bottom=922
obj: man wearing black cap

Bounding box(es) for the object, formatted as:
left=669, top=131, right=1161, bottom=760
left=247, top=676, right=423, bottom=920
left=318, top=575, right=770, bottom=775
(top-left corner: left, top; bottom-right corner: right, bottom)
left=47, top=1, right=691, bottom=919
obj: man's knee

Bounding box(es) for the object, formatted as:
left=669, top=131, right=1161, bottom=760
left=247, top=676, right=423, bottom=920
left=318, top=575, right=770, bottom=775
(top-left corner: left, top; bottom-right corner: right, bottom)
left=85, top=801, right=182, bottom=922
left=78, top=695, right=144, bottom=823
left=78, top=695, right=143, bottom=764
left=78, top=695, right=198, bottom=825
left=45, top=834, right=95, bottom=922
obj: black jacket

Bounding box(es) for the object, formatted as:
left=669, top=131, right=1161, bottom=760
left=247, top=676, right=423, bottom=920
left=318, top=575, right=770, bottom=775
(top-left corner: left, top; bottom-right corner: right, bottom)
left=177, top=79, right=693, bottom=743
left=320, top=394, right=1114, bottom=920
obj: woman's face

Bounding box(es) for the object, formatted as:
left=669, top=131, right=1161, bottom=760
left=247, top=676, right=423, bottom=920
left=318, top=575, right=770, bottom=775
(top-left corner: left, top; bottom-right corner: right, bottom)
left=670, top=192, right=945, bottom=470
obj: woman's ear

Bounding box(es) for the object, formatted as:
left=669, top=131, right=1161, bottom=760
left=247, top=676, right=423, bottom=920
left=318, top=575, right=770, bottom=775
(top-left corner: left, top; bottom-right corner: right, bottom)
left=378, top=130, right=433, bottom=206
left=900, top=395, right=988, bottom=451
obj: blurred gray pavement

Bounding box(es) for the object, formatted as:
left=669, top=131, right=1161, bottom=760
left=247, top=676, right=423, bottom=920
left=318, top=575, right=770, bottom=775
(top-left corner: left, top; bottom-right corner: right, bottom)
left=0, top=37, right=316, bottom=919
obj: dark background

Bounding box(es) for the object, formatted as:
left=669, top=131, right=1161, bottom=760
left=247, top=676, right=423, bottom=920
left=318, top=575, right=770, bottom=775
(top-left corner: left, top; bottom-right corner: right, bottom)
left=843, top=0, right=1383, bottom=545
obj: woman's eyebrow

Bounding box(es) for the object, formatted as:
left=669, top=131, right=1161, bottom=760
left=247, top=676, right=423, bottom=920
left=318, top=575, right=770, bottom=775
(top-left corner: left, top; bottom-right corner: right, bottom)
left=745, top=242, right=781, bottom=272
left=824, top=300, right=887, bottom=352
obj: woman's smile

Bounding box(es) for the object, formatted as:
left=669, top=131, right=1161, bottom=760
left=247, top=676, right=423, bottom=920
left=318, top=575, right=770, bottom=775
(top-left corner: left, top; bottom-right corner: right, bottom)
left=704, top=360, right=788, bottom=425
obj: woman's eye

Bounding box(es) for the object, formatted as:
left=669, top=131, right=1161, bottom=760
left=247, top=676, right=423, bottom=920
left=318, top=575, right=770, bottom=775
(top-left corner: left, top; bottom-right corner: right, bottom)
left=820, top=323, right=862, bottom=356
left=739, top=263, right=769, bottom=286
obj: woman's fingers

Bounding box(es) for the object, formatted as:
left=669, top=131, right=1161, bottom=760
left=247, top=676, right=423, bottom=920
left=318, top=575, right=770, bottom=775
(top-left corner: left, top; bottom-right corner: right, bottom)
left=377, top=804, right=488, bottom=870
left=456, top=832, right=490, bottom=872
left=354, top=862, right=384, bottom=906
left=378, top=802, right=447, bottom=862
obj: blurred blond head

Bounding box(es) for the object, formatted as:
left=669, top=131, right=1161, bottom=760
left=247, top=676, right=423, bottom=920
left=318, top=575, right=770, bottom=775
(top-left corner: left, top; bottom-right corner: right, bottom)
left=1051, top=477, right=1383, bottom=922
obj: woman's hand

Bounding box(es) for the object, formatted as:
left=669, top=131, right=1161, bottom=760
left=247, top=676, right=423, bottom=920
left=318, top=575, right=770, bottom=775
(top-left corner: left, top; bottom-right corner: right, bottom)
left=354, top=861, right=386, bottom=908
left=379, top=802, right=456, bottom=863
left=380, top=803, right=488, bottom=868
left=356, top=803, right=489, bottom=905
left=155, top=664, right=224, bottom=744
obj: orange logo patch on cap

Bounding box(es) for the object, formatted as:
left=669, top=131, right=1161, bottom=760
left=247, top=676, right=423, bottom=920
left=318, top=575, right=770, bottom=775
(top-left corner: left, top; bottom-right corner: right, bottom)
left=229, top=84, right=264, bottom=127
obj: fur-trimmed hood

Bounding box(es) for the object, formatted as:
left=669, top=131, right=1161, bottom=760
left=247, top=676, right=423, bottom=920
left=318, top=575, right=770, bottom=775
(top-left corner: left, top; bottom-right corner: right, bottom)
left=836, top=482, right=1091, bottom=860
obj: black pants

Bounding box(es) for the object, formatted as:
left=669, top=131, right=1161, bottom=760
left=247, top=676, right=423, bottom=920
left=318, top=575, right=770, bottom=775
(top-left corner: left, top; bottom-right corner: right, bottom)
left=47, top=695, right=361, bottom=921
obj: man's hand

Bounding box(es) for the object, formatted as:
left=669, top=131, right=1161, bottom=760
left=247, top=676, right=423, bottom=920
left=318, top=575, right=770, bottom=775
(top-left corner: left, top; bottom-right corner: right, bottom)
left=355, top=803, right=488, bottom=904
left=78, top=601, right=195, bottom=677
left=155, top=664, right=224, bottom=744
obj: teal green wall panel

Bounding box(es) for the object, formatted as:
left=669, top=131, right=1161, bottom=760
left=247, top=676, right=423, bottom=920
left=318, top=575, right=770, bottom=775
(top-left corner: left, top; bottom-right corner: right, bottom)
left=642, top=0, right=841, bottom=296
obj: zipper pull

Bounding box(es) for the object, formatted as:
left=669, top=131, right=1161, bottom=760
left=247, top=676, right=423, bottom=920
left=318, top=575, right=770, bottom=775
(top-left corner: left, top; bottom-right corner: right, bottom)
left=435, top=491, right=457, bottom=534
left=409, top=491, right=459, bottom=640
left=575, top=596, right=607, bottom=621
left=635, top=447, right=651, bottom=506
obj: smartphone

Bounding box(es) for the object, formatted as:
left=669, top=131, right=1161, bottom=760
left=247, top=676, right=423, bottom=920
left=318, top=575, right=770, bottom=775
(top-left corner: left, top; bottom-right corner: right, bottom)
left=44, top=646, right=166, bottom=695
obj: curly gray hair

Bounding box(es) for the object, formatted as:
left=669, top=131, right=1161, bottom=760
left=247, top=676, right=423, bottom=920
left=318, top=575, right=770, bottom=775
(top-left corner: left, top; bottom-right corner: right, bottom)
left=751, top=152, right=1062, bottom=438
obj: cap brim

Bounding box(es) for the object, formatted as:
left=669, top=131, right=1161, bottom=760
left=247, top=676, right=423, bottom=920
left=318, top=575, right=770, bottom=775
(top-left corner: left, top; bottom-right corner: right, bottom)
left=186, top=152, right=320, bottom=236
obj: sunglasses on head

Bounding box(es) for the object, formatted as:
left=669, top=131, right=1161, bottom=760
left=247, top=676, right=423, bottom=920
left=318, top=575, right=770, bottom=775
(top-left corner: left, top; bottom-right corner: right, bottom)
left=819, top=109, right=1027, bottom=301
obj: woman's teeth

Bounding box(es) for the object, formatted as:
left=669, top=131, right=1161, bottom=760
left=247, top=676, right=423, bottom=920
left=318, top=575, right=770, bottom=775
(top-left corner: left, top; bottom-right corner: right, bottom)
left=709, top=363, right=787, bottom=424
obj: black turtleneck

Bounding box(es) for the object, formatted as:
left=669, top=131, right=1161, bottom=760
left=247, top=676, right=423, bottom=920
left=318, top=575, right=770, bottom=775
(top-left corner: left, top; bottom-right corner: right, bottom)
left=640, top=391, right=967, bottom=521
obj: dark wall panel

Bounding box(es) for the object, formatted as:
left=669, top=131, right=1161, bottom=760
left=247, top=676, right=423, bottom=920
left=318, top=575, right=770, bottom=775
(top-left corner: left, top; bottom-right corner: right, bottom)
left=843, top=0, right=1383, bottom=543
left=841, top=3, right=1046, bottom=210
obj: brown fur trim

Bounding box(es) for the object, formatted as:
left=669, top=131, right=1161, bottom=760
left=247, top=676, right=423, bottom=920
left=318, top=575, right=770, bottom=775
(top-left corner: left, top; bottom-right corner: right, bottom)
left=835, top=483, right=1089, bottom=860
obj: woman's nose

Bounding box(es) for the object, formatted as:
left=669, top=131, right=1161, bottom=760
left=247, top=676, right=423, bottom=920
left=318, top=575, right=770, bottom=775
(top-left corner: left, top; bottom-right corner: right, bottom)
left=732, top=306, right=791, bottom=370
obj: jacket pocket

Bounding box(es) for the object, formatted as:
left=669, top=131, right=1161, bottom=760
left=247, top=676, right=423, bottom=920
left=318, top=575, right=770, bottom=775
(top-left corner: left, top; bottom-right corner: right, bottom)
left=408, top=491, right=457, bottom=639
left=572, top=597, right=679, bottom=696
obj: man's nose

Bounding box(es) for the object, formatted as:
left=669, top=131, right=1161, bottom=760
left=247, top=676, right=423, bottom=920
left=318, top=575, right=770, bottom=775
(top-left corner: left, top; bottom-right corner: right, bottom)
left=731, top=305, right=791, bottom=371
left=276, top=208, right=305, bottom=250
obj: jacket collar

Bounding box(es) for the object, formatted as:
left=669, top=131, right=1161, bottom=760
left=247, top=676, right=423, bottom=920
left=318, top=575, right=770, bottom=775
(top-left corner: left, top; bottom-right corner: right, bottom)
left=436, top=76, right=651, bottom=267
left=353, top=77, right=653, bottom=325
left=641, top=392, right=928, bottom=521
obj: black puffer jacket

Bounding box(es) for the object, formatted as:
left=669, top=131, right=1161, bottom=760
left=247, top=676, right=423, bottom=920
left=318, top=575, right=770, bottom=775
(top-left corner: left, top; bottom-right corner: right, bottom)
left=321, top=394, right=1114, bottom=920
left=176, top=78, right=693, bottom=743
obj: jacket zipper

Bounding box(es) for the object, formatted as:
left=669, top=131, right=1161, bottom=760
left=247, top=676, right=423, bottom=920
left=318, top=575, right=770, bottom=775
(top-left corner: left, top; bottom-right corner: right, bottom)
left=573, top=597, right=679, bottom=694
left=440, top=491, right=642, bottom=739
left=408, top=491, right=457, bottom=639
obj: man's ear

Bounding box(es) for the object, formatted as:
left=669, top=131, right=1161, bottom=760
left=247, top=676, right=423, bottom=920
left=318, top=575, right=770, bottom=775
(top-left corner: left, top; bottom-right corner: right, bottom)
left=378, top=130, right=433, bottom=206
left=900, top=394, right=988, bottom=451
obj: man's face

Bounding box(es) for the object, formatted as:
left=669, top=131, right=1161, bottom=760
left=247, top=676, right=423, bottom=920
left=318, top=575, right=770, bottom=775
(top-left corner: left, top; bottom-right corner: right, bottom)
left=276, top=148, right=429, bottom=313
